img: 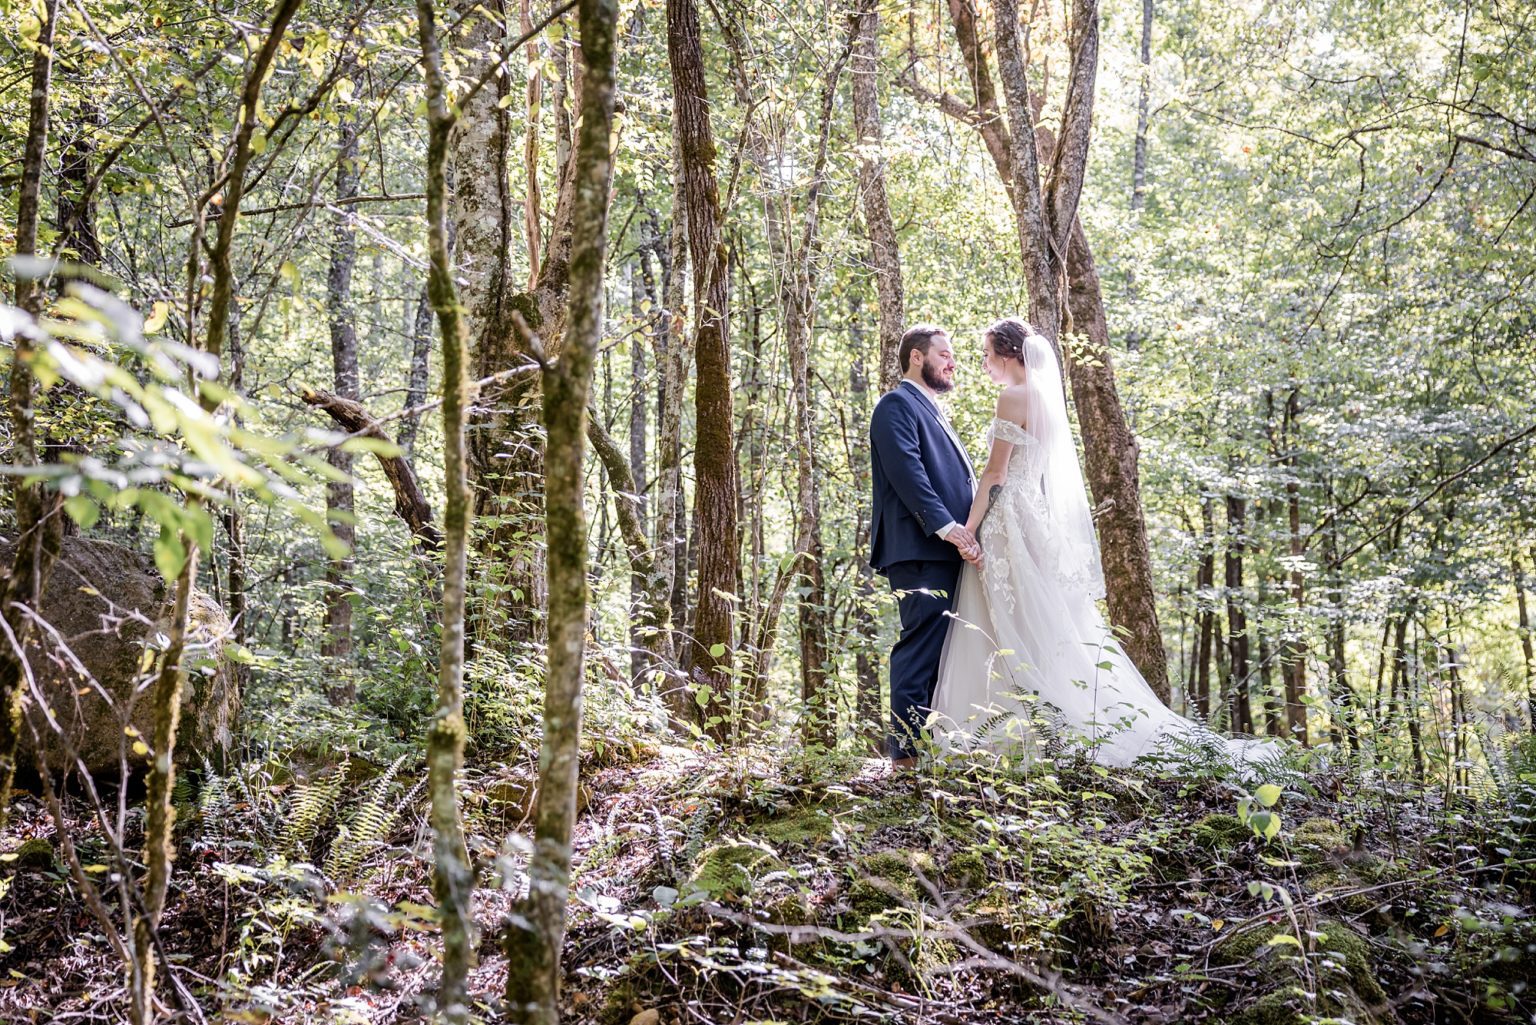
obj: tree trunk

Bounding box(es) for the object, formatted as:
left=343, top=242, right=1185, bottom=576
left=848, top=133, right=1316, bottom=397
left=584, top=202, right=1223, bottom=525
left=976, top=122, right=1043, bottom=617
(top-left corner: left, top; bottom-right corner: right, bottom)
left=668, top=0, right=740, bottom=737
left=57, top=102, right=102, bottom=266
left=652, top=162, right=692, bottom=700
left=849, top=294, right=882, bottom=747
left=399, top=282, right=435, bottom=453
left=1323, top=478, right=1359, bottom=753
left=0, top=0, right=64, bottom=834
left=324, top=116, right=361, bottom=681
left=627, top=261, right=650, bottom=683
left=1130, top=0, right=1152, bottom=211
left=1224, top=494, right=1252, bottom=733
left=502, top=0, right=616, bottom=1017
left=1515, top=551, right=1536, bottom=733
left=1063, top=221, right=1170, bottom=701
left=417, top=1, right=480, bottom=1014
left=1193, top=497, right=1215, bottom=718
left=1281, top=388, right=1308, bottom=744
left=849, top=0, right=905, bottom=393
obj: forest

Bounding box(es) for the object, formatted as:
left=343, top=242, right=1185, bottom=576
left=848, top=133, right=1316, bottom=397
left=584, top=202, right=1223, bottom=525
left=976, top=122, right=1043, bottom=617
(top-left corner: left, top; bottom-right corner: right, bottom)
left=0, top=0, right=1533, bottom=1021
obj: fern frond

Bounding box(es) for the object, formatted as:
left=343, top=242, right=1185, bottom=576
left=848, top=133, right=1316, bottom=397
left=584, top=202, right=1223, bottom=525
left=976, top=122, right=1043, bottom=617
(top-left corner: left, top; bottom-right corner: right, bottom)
left=324, top=756, right=419, bottom=884
left=280, top=759, right=347, bottom=862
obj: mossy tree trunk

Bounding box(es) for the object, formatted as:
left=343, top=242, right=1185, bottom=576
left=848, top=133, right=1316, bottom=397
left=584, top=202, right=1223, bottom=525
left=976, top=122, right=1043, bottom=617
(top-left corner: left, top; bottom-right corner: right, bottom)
left=417, top=0, right=480, bottom=1016
left=324, top=114, right=361, bottom=683
left=0, top=0, right=64, bottom=833
left=501, top=0, right=616, bottom=1019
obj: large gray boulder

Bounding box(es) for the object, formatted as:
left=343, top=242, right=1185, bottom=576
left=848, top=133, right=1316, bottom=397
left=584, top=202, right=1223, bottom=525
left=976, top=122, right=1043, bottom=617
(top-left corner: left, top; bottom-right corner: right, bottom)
left=5, top=536, right=236, bottom=777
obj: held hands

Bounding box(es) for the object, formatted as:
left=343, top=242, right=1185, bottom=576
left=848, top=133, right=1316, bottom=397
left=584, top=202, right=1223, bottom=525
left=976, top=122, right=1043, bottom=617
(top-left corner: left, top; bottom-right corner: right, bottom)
left=947, top=525, right=983, bottom=566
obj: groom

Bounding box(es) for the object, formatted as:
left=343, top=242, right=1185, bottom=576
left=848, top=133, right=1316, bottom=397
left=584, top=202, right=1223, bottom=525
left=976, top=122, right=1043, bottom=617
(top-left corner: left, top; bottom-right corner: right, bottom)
left=869, top=324, right=979, bottom=767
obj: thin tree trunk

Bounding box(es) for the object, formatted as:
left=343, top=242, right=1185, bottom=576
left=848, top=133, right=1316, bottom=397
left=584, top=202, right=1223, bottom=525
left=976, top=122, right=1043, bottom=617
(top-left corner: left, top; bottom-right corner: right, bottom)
left=1280, top=387, right=1308, bottom=744
left=417, top=2, right=479, bottom=1014
left=398, top=282, right=434, bottom=453
left=1193, top=497, right=1215, bottom=718
left=0, top=0, right=64, bottom=834
left=849, top=0, right=904, bottom=393
left=1224, top=494, right=1252, bottom=733
left=627, top=261, right=650, bottom=683
left=850, top=294, right=882, bottom=746
left=1130, top=0, right=1152, bottom=211
left=668, top=0, right=739, bottom=738
left=1323, top=478, right=1359, bottom=754
left=324, top=115, right=361, bottom=681
left=134, top=6, right=302, bottom=1020
left=1515, top=551, right=1536, bottom=733
left=520, top=0, right=544, bottom=286
left=502, top=0, right=616, bottom=1017
left=57, top=102, right=103, bottom=266
left=653, top=164, right=692, bottom=697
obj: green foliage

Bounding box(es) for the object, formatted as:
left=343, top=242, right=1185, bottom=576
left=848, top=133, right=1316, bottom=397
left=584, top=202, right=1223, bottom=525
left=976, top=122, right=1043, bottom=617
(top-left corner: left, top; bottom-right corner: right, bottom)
left=278, top=761, right=347, bottom=862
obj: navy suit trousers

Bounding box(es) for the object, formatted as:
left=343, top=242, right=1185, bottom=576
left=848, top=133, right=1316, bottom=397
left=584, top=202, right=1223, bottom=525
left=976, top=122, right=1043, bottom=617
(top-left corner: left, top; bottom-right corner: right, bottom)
left=885, top=558, right=962, bottom=759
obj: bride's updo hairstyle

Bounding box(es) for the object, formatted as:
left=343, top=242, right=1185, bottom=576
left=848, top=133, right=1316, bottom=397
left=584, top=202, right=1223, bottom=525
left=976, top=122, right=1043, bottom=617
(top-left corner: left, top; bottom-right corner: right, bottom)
left=984, top=317, right=1035, bottom=364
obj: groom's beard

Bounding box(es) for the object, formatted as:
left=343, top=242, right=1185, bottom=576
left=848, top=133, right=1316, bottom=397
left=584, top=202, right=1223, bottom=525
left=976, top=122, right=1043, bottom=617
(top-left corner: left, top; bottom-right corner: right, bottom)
left=922, top=362, right=954, bottom=394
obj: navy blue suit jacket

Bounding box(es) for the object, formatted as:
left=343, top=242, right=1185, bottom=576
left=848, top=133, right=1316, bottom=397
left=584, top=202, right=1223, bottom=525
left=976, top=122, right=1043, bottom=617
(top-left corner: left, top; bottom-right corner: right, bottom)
left=869, top=382, right=975, bottom=573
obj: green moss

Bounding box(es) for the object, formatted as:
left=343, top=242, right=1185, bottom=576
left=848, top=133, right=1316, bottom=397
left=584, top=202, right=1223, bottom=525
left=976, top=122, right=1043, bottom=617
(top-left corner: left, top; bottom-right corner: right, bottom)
left=1212, top=919, right=1387, bottom=1022
left=11, top=837, right=54, bottom=871
left=1190, top=813, right=1249, bottom=851
left=686, top=842, right=784, bottom=901
left=846, top=849, right=938, bottom=919
left=1231, top=987, right=1309, bottom=1025
left=948, top=849, right=987, bottom=890
left=1291, top=817, right=1347, bottom=869
left=1306, top=867, right=1376, bottom=915
left=751, top=805, right=839, bottom=846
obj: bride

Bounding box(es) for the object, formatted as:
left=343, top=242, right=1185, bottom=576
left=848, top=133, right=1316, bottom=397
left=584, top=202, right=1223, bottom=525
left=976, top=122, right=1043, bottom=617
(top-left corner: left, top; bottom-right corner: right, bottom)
left=930, top=318, right=1273, bottom=769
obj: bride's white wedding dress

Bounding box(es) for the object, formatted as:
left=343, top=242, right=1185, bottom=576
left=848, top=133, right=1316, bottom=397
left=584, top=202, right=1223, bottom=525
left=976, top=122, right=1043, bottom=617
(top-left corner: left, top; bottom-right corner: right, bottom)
left=930, top=333, right=1276, bottom=771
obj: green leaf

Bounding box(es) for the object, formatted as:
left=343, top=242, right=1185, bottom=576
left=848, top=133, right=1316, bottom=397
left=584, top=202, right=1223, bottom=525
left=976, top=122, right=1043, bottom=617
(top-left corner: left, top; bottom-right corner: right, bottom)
left=708, top=642, right=726, bottom=658
left=1255, top=783, right=1282, bottom=808
left=64, top=495, right=100, bottom=530
left=340, top=436, right=403, bottom=458
left=154, top=528, right=187, bottom=582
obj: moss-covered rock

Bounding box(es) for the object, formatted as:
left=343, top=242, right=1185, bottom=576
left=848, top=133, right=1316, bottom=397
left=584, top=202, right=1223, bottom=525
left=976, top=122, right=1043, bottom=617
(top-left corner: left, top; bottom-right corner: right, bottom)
left=1212, top=918, right=1388, bottom=1023
left=10, top=837, right=55, bottom=871
left=1190, top=812, right=1249, bottom=852
left=685, top=841, right=784, bottom=901
left=947, top=849, right=988, bottom=890
left=869, top=907, right=962, bottom=984
left=750, top=804, right=840, bottom=847
left=846, top=849, right=938, bottom=918
left=1291, top=817, right=1348, bottom=869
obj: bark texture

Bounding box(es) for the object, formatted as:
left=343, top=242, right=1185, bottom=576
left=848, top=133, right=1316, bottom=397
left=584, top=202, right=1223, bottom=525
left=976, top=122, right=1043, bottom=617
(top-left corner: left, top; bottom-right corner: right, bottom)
left=849, top=0, right=905, bottom=393
left=668, top=0, right=740, bottom=732
left=302, top=390, right=442, bottom=552
left=324, top=115, right=361, bottom=676
left=501, top=0, right=616, bottom=1018
left=418, top=1, right=478, bottom=1015
left=0, top=0, right=64, bottom=834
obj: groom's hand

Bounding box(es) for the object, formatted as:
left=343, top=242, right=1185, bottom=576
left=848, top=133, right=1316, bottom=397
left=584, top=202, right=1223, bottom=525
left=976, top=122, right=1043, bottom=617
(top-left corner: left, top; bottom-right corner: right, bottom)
left=946, top=525, right=982, bottom=565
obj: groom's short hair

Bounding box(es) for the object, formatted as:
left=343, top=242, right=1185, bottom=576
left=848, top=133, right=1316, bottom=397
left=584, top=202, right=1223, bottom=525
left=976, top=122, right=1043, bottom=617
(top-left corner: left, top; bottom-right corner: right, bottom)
left=899, top=324, right=947, bottom=371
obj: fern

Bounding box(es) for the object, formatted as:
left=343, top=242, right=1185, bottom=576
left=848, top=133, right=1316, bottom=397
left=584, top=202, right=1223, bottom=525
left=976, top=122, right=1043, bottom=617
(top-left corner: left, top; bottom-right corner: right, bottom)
left=324, top=756, right=419, bottom=884
left=279, top=759, right=347, bottom=862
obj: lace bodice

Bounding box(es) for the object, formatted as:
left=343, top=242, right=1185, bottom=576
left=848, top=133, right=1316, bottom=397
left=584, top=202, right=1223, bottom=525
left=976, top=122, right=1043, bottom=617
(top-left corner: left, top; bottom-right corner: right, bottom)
left=985, top=417, right=1047, bottom=497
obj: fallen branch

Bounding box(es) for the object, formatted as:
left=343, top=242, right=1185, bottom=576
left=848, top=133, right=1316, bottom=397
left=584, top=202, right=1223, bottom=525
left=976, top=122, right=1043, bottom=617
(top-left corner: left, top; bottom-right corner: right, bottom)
left=301, top=388, right=442, bottom=554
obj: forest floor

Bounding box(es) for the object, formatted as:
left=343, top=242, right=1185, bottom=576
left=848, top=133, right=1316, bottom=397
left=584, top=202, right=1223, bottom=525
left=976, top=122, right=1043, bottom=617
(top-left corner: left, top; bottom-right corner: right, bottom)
left=2, top=737, right=1534, bottom=1024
